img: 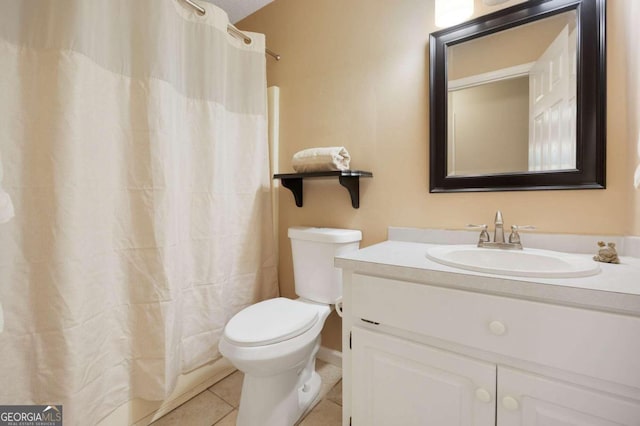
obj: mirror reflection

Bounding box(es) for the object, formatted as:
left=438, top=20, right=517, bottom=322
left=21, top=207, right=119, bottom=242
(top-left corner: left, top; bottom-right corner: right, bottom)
left=446, top=10, right=577, bottom=176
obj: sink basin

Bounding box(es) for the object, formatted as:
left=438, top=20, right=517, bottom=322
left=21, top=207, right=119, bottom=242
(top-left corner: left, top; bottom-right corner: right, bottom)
left=426, top=244, right=601, bottom=278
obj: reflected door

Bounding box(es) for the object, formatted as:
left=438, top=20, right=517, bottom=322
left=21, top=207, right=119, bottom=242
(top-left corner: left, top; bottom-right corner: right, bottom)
left=529, top=25, right=577, bottom=171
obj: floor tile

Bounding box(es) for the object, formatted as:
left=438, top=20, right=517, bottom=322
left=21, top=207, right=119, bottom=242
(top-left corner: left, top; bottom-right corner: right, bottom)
left=151, top=391, right=233, bottom=426
left=298, top=400, right=342, bottom=426
left=315, top=361, right=342, bottom=401
left=325, top=380, right=342, bottom=406
left=209, top=370, right=244, bottom=408
left=213, top=409, right=237, bottom=425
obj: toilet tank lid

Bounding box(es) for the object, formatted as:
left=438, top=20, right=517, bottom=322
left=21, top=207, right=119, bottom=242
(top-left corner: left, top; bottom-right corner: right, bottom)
left=288, top=227, right=362, bottom=244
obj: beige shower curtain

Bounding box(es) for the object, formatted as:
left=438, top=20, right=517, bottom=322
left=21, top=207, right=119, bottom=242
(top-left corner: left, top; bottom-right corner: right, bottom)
left=0, top=0, right=278, bottom=424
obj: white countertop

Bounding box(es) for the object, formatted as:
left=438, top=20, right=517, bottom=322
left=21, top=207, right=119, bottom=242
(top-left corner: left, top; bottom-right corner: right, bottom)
left=336, top=240, right=640, bottom=316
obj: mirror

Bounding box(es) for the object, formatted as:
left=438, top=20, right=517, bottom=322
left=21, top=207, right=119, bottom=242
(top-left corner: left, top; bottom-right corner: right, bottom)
left=448, top=10, right=577, bottom=176
left=430, top=0, right=606, bottom=192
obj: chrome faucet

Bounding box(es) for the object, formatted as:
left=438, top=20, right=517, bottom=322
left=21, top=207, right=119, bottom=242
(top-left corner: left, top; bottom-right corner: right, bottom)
left=468, top=210, right=535, bottom=250
left=493, top=211, right=505, bottom=244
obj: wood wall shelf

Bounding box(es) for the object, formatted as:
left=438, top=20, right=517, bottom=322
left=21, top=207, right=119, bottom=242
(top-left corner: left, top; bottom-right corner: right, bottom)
left=273, top=170, right=373, bottom=208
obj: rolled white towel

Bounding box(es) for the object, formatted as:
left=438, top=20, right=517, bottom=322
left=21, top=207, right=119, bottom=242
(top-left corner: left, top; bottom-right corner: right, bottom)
left=292, top=147, right=351, bottom=173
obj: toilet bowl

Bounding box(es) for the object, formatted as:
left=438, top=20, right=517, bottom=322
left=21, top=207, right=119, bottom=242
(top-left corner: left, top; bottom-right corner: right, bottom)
left=219, top=298, right=331, bottom=425
left=219, top=227, right=362, bottom=426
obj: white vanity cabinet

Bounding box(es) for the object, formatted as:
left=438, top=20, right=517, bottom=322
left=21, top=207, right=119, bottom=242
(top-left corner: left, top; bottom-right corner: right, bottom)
left=341, top=272, right=640, bottom=426
left=497, top=367, right=640, bottom=426
left=351, top=326, right=496, bottom=425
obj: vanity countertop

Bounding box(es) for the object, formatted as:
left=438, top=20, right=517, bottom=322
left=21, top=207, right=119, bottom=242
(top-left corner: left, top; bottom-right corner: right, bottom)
left=335, top=240, right=640, bottom=316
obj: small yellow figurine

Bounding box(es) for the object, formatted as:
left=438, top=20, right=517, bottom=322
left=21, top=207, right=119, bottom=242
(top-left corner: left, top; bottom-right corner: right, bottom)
left=593, top=241, right=620, bottom=264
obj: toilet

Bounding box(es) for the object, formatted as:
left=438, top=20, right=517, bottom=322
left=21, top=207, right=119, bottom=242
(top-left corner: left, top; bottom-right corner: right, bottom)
left=218, top=226, right=362, bottom=426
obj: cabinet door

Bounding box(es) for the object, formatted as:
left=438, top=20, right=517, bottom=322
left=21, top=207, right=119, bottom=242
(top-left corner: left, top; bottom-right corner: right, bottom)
left=351, top=327, right=496, bottom=426
left=497, top=367, right=640, bottom=426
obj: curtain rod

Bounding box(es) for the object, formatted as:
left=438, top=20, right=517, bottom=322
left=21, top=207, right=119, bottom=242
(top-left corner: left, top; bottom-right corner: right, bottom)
left=180, top=0, right=281, bottom=61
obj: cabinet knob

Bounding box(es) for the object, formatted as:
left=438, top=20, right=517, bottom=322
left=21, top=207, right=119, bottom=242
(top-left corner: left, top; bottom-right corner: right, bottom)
left=502, top=396, right=520, bottom=411
left=475, top=388, right=492, bottom=403
left=489, top=320, right=507, bottom=336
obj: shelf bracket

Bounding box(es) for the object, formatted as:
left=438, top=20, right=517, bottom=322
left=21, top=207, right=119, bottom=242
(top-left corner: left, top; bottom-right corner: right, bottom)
left=339, top=175, right=361, bottom=209
left=280, top=177, right=303, bottom=207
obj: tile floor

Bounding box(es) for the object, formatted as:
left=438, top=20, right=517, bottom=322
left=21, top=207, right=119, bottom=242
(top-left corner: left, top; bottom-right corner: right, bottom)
left=151, top=360, right=343, bottom=426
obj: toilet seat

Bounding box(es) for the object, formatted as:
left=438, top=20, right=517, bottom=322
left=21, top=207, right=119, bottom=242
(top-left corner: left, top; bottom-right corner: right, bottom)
left=224, top=298, right=320, bottom=347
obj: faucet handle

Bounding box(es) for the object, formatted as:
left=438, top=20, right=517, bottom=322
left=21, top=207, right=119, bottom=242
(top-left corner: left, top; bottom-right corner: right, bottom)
left=467, top=224, right=488, bottom=229
left=509, top=225, right=536, bottom=244
left=511, top=225, right=536, bottom=231
left=467, top=224, right=490, bottom=244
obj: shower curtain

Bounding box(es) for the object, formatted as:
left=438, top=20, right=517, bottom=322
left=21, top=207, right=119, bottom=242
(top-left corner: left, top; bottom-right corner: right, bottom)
left=0, top=0, right=278, bottom=424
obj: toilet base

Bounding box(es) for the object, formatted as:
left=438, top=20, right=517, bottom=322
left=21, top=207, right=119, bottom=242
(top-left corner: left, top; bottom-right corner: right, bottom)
left=298, top=371, right=321, bottom=418
left=236, top=347, right=322, bottom=426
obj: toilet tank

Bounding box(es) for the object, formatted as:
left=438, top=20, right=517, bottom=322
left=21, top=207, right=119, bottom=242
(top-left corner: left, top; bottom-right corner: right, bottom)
left=288, top=227, right=362, bottom=304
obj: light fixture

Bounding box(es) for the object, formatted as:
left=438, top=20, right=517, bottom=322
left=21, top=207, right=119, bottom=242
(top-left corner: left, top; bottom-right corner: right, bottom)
left=435, top=0, right=474, bottom=28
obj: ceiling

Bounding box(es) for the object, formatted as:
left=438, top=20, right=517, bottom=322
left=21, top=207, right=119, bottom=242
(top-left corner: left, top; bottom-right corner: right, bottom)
left=203, top=0, right=274, bottom=23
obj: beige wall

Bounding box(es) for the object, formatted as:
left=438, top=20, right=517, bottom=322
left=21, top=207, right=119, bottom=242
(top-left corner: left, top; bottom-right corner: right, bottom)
left=239, top=0, right=635, bottom=350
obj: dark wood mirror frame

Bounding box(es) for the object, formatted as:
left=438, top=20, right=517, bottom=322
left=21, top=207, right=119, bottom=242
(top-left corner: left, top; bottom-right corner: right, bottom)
left=429, top=0, right=606, bottom=193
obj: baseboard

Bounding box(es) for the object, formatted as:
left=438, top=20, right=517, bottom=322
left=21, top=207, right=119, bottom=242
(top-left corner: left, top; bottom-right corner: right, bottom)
left=317, top=346, right=342, bottom=368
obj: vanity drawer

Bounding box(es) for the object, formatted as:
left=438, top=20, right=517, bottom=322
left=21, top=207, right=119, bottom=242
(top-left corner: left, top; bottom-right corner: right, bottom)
left=350, top=274, right=640, bottom=390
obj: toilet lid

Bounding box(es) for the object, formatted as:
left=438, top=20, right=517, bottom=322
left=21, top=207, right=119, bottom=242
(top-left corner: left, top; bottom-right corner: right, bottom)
left=224, top=298, right=319, bottom=347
